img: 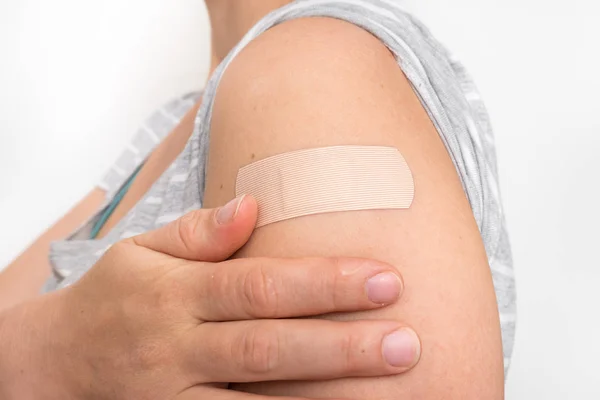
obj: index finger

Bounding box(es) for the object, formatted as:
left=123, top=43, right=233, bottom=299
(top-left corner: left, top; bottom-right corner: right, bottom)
left=185, top=257, right=403, bottom=321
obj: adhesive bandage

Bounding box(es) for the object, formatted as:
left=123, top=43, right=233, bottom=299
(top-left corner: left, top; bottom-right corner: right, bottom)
left=235, top=145, right=414, bottom=228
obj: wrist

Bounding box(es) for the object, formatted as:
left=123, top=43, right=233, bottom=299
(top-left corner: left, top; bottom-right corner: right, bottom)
left=0, top=290, right=75, bottom=399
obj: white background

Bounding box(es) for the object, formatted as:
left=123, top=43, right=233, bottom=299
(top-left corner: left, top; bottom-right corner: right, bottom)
left=1, top=0, right=599, bottom=398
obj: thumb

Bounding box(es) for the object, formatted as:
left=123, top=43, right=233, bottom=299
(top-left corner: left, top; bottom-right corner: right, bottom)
left=130, top=195, right=258, bottom=262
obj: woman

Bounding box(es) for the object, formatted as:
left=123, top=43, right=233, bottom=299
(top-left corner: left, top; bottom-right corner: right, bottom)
left=0, top=0, right=515, bottom=398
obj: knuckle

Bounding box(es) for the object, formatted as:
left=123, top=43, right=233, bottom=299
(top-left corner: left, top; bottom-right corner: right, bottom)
left=176, top=210, right=204, bottom=252
left=324, top=257, right=346, bottom=310
left=237, top=326, right=281, bottom=375
left=242, top=265, right=279, bottom=318
left=338, top=330, right=364, bottom=374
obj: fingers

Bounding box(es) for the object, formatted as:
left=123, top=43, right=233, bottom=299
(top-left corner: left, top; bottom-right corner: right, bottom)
left=187, top=257, right=404, bottom=321
left=182, top=319, right=421, bottom=384
left=176, top=385, right=345, bottom=400
left=130, top=195, right=258, bottom=261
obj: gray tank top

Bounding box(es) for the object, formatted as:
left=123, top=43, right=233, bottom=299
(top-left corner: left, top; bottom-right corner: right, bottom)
left=44, top=0, right=516, bottom=372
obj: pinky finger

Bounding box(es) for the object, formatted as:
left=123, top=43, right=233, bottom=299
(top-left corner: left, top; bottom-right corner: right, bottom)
left=176, top=386, right=348, bottom=400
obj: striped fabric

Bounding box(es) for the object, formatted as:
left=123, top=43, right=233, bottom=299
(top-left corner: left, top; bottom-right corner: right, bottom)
left=45, top=0, right=516, bottom=373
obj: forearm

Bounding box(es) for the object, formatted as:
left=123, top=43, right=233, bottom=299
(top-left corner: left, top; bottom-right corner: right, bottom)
left=0, top=247, right=54, bottom=312
left=0, top=188, right=105, bottom=311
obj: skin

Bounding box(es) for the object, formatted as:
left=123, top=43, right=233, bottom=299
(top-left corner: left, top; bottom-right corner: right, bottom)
left=0, top=0, right=292, bottom=308
left=0, top=198, right=419, bottom=399
left=0, top=188, right=105, bottom=311
left=202, top=16, right=504, bottom=399
left=0, top=0, right=503, bottom=398
left=0, top=3, right=422, bottom=399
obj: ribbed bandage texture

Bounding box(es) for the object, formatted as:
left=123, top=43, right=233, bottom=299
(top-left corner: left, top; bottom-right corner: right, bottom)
left=236, top=146, right=414, bottom=227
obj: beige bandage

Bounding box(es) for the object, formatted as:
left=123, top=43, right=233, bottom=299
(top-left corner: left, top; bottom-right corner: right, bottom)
left=235, top=145, right=414, bottom=228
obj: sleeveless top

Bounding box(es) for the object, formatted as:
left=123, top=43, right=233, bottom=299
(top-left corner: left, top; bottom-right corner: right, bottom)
left=43, top=0, right=517, bottom=372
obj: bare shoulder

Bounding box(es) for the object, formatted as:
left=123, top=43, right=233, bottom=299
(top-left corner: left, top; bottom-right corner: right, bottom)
left=204, top=16, right=504, bottom=400
left=207, top=16, right=447, bottom=195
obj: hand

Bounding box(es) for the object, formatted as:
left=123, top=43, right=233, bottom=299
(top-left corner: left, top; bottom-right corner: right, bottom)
left=0, top=195, right=420, bottom=400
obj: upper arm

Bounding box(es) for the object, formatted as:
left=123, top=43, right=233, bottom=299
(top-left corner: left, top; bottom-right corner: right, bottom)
left=203, top=17, right=503, bottom=399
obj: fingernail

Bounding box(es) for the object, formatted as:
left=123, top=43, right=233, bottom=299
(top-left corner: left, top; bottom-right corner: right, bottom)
left=366, top=272, right=402, bottom=305
left=382, top=328, right=421, bottom=368
left=216, top=195, right=245, bottom=225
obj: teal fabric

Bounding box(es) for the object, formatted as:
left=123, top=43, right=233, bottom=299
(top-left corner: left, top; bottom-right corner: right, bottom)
left=90, top=165, right=143, bottom=239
